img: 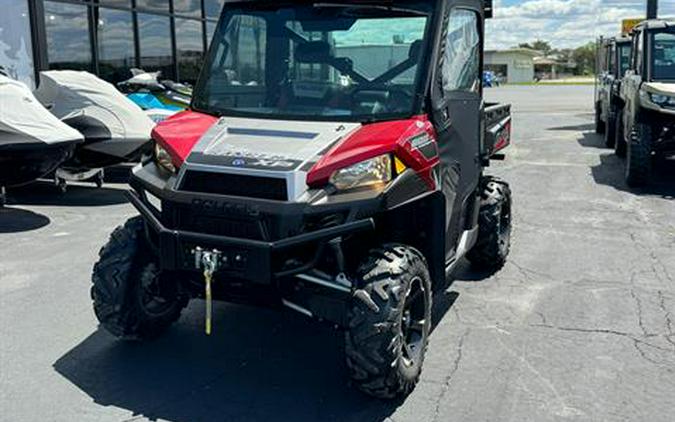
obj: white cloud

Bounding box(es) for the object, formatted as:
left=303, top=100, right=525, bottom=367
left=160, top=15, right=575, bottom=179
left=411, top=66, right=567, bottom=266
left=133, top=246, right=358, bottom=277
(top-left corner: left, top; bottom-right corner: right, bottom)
left=487, top=0, right=675, bottom=50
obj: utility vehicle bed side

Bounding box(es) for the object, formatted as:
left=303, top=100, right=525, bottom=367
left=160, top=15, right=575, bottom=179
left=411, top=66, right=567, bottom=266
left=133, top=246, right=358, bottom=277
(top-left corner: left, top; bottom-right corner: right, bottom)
left=484, top=103, right=512, bottom=157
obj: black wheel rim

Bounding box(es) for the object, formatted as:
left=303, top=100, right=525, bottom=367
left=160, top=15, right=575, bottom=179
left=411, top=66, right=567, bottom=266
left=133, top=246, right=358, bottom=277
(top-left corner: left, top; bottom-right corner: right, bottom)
left=138, top=264, right=176, bottom=317
left=401, top=276, right=428, bottom=367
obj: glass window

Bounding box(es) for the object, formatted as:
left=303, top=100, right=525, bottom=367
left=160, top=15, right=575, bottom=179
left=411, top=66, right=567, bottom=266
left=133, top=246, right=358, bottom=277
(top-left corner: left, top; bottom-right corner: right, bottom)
left=194, top=4, right=430, bottom=122
left=44, top=1, right=92, bottom=72
left=0, top=0, right=35, bottom=87
left=176, top=18, right=204, bottom=84
left=618, top=43, right=631, bottom=77
left=204, top=0, right=225, bottom=19
left=597, top=43, right=608, bottom=73
left=135, top=0, right=169, bottom=13
left=206, top=21, right=218, bottom=46
left=97, top=8, right=135, bottom=83
left=442, top=9, right=480, bottom=93
left=607, top=45, right=615, bottom=74
left=635, top=32, right=644, bottom=75
left=174, top=0, right=202, bottom=18
left=138, top=13, right=174, bottom=79
left=652, top=31, right=675, bottom=81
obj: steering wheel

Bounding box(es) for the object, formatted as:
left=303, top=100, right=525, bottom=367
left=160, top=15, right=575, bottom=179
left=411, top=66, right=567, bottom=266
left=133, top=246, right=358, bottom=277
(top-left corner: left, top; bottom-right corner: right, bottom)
left=350, top=85, right=415, bottom=113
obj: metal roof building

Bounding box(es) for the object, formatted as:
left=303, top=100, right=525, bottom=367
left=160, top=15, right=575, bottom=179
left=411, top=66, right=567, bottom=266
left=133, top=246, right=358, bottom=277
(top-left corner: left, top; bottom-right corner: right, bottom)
left=484, top=48, right=540, bottom=83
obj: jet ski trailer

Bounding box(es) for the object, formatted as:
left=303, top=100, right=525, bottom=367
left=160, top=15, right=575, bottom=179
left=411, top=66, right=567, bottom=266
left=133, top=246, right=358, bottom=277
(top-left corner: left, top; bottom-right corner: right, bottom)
left=34, top=71, right=155, bottom=189
left=0, top=74, right=83, bottom=206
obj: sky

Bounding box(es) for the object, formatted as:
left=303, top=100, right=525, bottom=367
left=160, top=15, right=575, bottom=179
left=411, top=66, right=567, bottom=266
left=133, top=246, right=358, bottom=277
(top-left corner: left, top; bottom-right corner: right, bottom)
left=486, top=0, right=675, bottom=50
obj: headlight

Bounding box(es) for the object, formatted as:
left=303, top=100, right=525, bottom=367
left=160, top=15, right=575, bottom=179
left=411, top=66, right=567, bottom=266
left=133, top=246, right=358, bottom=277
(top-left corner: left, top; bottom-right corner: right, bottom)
left=154, top=143, right=176, bottom=173
left=329, top=155, right=393, bottom=191
left=649, top=93, right=675, bottom=107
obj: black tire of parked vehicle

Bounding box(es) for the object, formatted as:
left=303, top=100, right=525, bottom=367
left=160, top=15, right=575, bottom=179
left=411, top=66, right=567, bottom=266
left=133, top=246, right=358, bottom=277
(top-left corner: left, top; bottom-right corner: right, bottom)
left=604, top=110, right=616, bottom=148
left=345, top=244, right=432, bottom=399
left=467, top=176, right=512, bottom=272
left=595, top=103, right=605, bottom=134
left=626, top=123, right=653, bottom=187
left=92, top=216, right=188, bottom=340
left=614, top=109, right=627, bottom=158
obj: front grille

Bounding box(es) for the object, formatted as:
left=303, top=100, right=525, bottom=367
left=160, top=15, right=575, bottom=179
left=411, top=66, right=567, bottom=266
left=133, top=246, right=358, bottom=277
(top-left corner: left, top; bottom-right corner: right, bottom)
left=173, top=205, right=267, bottom=240
left=180, top=171, right=288, bottom=201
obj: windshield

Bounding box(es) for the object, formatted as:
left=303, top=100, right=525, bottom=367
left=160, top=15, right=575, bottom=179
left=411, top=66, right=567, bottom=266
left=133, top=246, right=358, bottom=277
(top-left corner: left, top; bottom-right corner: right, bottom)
left=651, top=30, right=675, bottom=81
left=193, top=3, right=431, bottom=122
left=617, top=43, right=631, bottom=77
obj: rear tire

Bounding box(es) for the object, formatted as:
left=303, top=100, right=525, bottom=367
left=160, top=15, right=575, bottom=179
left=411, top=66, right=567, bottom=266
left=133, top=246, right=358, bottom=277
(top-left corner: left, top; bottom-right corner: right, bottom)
left=92, top=217, right=188, bottom=340
left=604, top=109, right=616, bottom=148
left=614, top=109, right=627, bottom=158
left=345, top=244, right=432, bottom=399
left=626, top=123, right=652, bottom=187
left=467, top=176, right=512, bottom=272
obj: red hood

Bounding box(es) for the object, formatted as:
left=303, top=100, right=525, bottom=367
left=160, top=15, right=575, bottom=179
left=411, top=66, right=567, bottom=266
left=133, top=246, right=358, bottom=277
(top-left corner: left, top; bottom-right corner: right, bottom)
left=152, top=111, right=438, bottom=189
left=306, top=115, right=438, bottom=187
left=151, top=111, right=218, bottom=166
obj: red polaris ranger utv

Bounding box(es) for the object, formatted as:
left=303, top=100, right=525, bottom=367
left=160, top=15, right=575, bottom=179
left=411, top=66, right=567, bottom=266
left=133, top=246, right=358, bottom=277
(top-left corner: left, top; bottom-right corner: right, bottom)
left=92, top=0, right=512, bottom=398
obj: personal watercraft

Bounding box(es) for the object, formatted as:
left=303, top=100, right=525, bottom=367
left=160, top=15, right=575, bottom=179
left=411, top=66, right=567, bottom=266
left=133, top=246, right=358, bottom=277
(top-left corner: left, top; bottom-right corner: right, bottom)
left=118, top=69, right=192, bottom=122
left=0, top=73, right=83, bottom=205
left=34, top=71, right=155, bottom=187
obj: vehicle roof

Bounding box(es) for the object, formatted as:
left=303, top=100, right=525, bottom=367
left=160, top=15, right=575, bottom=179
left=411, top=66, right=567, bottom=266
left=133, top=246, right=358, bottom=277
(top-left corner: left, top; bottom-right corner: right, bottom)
left=634, top=19, right=675, bottom=31
left=600, top=36, right=630, bottom=47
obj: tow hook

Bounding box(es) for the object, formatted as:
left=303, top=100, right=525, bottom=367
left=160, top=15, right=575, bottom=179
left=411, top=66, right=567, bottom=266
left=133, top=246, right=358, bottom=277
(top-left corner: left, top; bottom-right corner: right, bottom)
left=193, top=247, right=222, bottom=335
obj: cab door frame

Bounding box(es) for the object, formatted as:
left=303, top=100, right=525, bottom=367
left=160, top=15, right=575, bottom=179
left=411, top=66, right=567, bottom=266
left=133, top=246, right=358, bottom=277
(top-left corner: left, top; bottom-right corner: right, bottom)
left=427, top=0, right=485, bottom=262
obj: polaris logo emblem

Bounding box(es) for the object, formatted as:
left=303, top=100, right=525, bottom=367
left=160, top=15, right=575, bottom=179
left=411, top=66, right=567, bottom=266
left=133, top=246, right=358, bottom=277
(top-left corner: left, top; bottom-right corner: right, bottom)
left=191, top=199, right=261, bottom=217
left=232, top=158, right=246, bottom=167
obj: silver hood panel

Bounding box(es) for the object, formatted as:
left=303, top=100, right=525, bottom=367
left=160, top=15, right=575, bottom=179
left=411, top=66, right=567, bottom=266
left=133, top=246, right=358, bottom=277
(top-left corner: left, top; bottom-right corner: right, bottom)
left=179, top=117, right=360, bottom=200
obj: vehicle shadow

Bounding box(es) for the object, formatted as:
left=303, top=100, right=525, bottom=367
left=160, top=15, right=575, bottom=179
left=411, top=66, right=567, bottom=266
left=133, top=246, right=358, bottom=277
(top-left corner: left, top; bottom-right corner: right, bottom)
left=591, top=153, right=675, bottom=199
left=550, top=123, right=595, bottom=132
left=9, top=181, right=128, bottom=207
left=54, top=292, right=460, bottom=422
left=450, top=258, right=498, bottom=283
left=0, top=207, right=51, bottom=233
left=575, top=131, right=608, bottom=149
left=576, top=131, right=675, bottom=198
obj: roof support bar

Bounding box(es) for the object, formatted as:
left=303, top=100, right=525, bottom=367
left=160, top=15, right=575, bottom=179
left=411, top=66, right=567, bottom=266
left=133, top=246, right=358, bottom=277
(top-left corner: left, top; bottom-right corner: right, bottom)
left=647, top=0, right=658, bottom=20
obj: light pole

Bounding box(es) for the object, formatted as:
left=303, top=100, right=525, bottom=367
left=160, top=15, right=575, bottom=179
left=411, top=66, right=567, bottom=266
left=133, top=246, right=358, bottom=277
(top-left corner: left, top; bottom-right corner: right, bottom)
left=647, top=0, right=658, bottom=19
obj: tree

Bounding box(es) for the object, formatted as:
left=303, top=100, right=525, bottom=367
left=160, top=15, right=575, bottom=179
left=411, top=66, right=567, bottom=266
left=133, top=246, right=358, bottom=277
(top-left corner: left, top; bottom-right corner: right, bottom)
left=572, top=42, right=596, bottom=75
left=518, top=39, right=553, bottom=55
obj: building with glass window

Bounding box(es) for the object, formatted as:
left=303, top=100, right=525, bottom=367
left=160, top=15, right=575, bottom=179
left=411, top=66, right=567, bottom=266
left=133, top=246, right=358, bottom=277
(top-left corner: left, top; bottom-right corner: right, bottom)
left=0, top=0, right=225, bottom=89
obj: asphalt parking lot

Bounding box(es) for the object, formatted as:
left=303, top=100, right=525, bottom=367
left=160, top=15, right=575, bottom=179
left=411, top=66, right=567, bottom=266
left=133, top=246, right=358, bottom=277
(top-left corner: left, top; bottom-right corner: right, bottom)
left=1, top=85, right=675, bottom=422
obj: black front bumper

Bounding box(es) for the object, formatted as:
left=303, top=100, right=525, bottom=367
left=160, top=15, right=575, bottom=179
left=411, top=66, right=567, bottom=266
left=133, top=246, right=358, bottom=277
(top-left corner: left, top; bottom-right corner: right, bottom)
left=126, top=189, right=375, bottom=284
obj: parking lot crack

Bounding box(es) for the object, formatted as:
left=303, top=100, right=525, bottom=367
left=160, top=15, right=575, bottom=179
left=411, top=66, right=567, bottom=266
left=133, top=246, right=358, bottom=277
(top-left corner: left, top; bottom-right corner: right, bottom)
left=508, top=260, right=554, bottom=282
left=657, top=291, right=675, bottom=350
left=629, top=288, right=649, bottom=337
left=531, top=323, right=674, bottom=357
left=431, top=328, right=469, bottom=422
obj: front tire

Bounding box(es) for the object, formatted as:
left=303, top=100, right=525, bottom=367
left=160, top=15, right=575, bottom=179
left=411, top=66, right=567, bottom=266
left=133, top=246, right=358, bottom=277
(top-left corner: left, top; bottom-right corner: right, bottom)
left=626, top=123, right=653, bottom=187
left=595, top=103, right=605, bottom=134
left=345, top=245, right=432, bottom=399
left=92, top=217, right=187, bottom=340
left=467, top=176, right=512, bottom=272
